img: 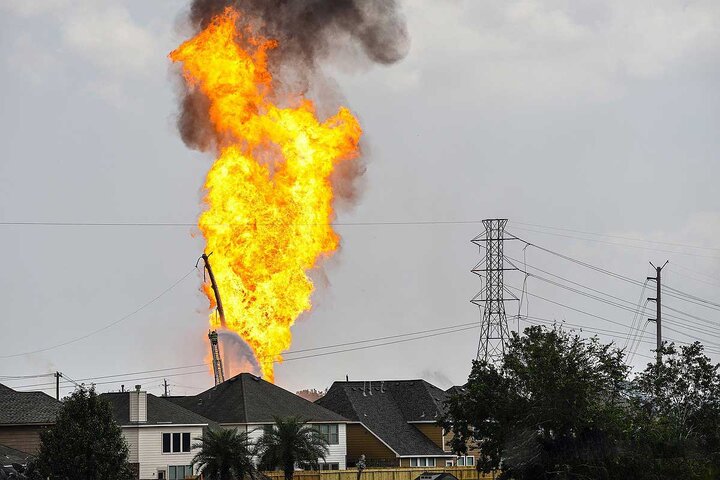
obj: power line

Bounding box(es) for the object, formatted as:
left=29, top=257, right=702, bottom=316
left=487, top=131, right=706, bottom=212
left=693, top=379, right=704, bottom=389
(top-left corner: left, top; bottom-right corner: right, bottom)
left=663, top=284, right=720, bottom=311
left=10, top=321, right=481, bottom=389
left=511, top=226, right=720, bottom=260
left=512, top=221, right=720, bottom=253
left=519, top=316, right=655, bottom=360
left=0, top=220, right=489, bottom=227
left=511, top=233, right=720, bottom=318
left=0, top=268, right=197, bottom=359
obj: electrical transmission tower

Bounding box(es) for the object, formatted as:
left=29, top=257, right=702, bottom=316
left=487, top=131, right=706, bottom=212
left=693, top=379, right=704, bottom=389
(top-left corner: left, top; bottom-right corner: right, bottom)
left=471, top=219, right=518, bottom=363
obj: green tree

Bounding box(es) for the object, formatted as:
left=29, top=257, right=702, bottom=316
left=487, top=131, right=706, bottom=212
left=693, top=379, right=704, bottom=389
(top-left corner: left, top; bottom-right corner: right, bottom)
left=629, top=342, right=720, bottom=479
left=34, top=387, right=132, bottom=480
left=441, top=325, right=630, bottom=480
left=191, top=427, right=256, bottom=480
left=255, top=416, right=329, bottom=480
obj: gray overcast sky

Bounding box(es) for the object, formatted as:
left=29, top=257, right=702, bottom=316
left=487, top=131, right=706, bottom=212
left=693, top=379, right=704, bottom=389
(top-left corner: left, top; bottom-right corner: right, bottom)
left=1, top=0, right=719, bottom=397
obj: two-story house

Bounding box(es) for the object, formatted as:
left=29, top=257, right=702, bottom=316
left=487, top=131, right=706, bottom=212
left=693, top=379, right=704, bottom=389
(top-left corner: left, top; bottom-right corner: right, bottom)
left=316, top=380, right=456, bottom=468
left=168, top=373, right=349, bottom=470
left=0, top=383, right=62, bottom=456
left=100, top=387, right=214, bottom=480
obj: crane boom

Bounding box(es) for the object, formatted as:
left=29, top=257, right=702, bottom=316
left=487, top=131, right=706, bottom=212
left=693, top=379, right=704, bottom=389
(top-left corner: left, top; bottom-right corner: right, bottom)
left=201, top=253, right=226, bottom=385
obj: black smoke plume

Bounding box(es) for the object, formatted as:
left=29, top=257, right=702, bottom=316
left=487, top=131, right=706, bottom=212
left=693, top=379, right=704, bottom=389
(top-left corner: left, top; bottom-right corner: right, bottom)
left=175, top=0, right=409, bottom=203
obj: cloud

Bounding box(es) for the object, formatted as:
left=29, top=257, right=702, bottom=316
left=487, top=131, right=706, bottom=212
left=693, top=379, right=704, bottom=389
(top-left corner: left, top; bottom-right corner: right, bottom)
left=1, top=0, right=159, bottom=107
left=60, top=3, right=155, bottom=75
left=377, top=0, right=720, bottom=106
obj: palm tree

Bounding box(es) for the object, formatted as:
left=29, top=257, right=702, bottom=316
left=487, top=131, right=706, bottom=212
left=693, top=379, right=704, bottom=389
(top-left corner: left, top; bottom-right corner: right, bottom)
left=191, top=427, right=256, bottom=480
left=255, top=416, right=330, bottom=480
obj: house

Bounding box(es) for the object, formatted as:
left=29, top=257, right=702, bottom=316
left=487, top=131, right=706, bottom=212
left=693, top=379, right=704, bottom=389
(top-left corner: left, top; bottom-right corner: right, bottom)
left=100, top=387, right=214, bottom=480
left=168, top=373, right=349, bottom=470
left=0, top=383, right=62, bottom=455
left=315, top=380, right=456, bottom=468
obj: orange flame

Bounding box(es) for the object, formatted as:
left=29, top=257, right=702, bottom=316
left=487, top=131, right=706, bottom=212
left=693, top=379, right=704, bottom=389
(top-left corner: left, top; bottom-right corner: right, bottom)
left=170, top=8, right=362, bottom=381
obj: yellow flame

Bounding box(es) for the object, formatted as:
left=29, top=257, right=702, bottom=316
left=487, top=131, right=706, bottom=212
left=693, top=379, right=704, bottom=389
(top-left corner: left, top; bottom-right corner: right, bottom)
left=170, top=8, right=361, bottom=381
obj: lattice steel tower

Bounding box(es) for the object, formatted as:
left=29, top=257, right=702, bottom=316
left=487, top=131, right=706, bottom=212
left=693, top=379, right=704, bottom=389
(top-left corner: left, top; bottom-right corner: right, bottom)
left=471, top=219, right=517, bottom=363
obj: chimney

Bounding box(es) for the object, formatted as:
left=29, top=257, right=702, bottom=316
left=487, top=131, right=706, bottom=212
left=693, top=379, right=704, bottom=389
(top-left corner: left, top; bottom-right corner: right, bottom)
left=129, top=385, right=147, bottom=423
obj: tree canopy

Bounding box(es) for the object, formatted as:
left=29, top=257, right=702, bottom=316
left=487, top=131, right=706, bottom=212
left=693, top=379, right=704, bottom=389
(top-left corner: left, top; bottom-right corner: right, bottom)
left=33, top=387, right=133, bottom=480
left=441, top=325, right=720, bottom=480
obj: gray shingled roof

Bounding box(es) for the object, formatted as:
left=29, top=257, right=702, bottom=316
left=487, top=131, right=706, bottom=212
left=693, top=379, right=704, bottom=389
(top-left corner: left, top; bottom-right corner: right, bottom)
left=167, top=373, right=347, bottom=424
left=0, top=384, right=61, bottom=425
left=315, top=380, right=452, bottom=457
left=0, top=443, right=32, bottom=466
left=99, top=392, right=214, bottom=426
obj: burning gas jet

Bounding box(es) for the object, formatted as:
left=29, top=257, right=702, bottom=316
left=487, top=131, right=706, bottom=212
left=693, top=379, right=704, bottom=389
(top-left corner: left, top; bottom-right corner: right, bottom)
left=170, top=1, right=408, bottom=382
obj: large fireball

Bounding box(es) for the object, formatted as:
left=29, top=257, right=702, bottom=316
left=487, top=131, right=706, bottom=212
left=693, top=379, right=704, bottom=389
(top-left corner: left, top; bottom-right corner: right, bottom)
left=170, top=8, right=362, bottom=381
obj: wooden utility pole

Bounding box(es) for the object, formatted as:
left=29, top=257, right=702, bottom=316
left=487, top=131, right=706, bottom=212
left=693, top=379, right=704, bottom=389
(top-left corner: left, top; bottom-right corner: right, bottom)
left=55, top=372, right=60, bottom=400
left=648, top=261, right=669, bottom=365
left=163, top=379, right=169, bottom=397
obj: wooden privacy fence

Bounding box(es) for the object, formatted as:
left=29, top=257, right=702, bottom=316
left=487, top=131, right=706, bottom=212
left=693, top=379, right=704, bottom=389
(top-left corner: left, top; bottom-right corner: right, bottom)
left=263, top=467, right=495, bottom=480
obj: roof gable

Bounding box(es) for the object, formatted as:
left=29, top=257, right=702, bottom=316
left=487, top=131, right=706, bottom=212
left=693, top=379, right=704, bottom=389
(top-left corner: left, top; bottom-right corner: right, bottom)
left=168, top=373, right=347, bottom=424
left=316, top=380, right=450, bottom=457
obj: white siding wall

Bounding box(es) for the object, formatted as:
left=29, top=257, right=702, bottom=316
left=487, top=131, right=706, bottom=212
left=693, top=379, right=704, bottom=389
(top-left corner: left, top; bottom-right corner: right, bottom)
left=326, top=423, right=347, bottom=469
left=132, top=426, right=204, bottom=480
left=123, top=428, right=139, bottom=463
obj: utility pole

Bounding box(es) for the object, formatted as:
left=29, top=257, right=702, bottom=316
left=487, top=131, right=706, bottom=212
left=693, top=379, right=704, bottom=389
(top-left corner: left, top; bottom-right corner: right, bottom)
left=55, top=371, right=61, bottom=400
left=647, top=261, right=669, bottom=365
left=163, top=379, right=169, bottom=397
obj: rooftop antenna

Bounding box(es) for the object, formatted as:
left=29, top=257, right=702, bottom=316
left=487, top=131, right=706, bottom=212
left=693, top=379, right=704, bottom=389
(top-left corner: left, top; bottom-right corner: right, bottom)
left=198, top=253, right=226, bottom=386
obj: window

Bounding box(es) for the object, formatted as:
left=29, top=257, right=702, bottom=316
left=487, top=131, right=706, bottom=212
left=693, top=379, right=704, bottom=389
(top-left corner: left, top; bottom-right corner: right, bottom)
left=168, top=465, right=193, bottom=480
left=163, top=433, right=191, bottom=453
left=410, top=458, right=436, bottom=467
left=457, top=456, right=473, bottom=466
left=320, top=463, right=340, bottom=471
left=315, top=424, right=339, bottom=445
left=445, top=461, right=454, bottom=467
